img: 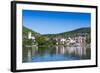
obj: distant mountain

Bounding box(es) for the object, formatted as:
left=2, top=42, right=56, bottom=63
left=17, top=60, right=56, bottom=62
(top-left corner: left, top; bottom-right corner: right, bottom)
left=43, top=27, right=90, bottom=38
left=23, top=26, right=90, bottom=39
left=60, top=27, right=90, bottom=35
left=64, top=27, right=90, bottom=34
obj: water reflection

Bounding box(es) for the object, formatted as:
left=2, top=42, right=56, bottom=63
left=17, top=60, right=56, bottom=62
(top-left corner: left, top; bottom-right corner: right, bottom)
left=23, top=45, right=90, bottom=63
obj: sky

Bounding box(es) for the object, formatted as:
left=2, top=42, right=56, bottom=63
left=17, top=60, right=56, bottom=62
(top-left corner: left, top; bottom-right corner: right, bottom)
left=22, top=10, right=91, bottom=34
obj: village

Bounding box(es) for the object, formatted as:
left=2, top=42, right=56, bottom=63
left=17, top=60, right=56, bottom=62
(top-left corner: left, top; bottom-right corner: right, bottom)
left=52, top=33, right=87, bottom=46
left=25, top=32, right=88, bottom=47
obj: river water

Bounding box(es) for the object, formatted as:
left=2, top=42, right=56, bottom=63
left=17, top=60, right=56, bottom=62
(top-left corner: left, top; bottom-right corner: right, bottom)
left=23, top=45, right=91, bottom=63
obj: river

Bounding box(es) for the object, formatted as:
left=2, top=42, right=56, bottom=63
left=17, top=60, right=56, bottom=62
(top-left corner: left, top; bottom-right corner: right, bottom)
left=22, top=44, right=91, bottom=63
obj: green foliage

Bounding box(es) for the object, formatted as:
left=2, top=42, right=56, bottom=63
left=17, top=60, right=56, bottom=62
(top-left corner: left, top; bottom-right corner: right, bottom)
left=35, top=36, right=47, bottom=45
left=23, top=26, right=40, bottom=37
left=86, top=34, right=91, bottom=44
left=23, top=26, right=40, bottom=47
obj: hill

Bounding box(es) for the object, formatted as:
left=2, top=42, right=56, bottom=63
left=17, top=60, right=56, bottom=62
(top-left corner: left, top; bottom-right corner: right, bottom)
left=23, top=26, right=40, bottom=37
left=43, top=27, right=90, bottom=38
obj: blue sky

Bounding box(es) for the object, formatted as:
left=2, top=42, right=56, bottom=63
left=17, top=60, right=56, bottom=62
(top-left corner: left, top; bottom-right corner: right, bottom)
left=23, top=10, right=91, bottom=34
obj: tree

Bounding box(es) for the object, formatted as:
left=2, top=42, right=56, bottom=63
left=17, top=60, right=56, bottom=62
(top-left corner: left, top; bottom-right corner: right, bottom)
left=36, top=36, right=47, bottom=45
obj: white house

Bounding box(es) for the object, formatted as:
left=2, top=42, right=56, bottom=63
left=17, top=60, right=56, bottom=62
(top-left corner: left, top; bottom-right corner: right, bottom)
left=60, top=38, right=66, bottom=44
left=54, top=38, right=66, bottom=45
left=66, top=37, right=76, bottom=45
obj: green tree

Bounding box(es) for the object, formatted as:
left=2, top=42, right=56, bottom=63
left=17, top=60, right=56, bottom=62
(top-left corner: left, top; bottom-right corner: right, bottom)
left=36, top=36, right=47, bottom=45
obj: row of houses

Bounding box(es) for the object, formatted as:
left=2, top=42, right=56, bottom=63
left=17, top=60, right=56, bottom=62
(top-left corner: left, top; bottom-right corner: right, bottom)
left=26, top=32, right=87, bottom=46
left=53, top=33, right=87, bottom=45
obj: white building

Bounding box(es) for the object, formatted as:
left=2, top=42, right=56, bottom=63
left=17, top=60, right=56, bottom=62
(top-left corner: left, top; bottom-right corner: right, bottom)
left=60, top=38, right=66, bottom=44
left=28, top=32, right=35, bottom=40
left=68, top=37, right=76, bottom=44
